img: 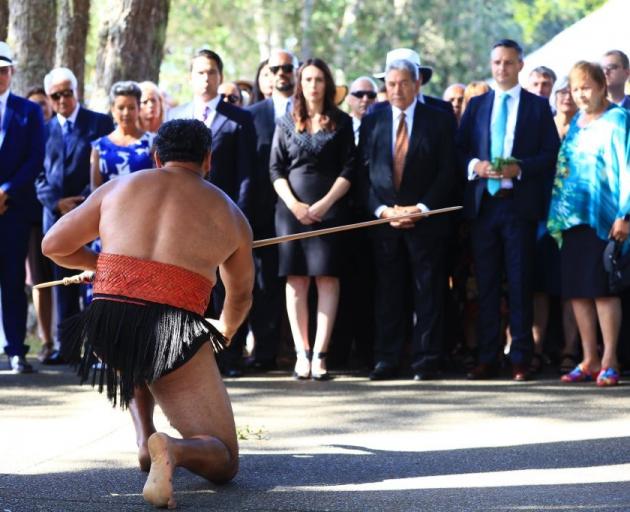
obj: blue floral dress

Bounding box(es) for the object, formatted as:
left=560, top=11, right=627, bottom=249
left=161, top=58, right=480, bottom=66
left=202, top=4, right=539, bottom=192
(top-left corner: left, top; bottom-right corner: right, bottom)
left=92, top=131, right=155, bottom=182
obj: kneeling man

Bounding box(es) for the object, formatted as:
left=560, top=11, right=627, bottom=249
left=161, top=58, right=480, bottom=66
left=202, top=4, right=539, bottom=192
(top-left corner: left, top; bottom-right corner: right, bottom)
left=42, top=119, right=254, bottom=509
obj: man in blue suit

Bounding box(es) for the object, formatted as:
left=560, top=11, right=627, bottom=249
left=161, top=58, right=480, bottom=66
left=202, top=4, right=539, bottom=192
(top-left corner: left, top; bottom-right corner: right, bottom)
left=457, top=39, right=559, bottom=381
left=168, top=49, right=256, bottom=377
left=0, top=42, right=45, bottom=373
left=36, top=67, right=114, bottom=364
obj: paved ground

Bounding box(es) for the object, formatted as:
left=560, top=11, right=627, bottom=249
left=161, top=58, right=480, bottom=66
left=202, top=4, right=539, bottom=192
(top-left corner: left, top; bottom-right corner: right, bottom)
left=1, top=360, right=630, bottom=511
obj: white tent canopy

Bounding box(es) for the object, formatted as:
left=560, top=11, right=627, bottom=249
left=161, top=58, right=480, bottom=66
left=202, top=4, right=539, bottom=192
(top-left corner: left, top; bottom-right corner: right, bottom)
left=521, top=0, right=630, bottom=83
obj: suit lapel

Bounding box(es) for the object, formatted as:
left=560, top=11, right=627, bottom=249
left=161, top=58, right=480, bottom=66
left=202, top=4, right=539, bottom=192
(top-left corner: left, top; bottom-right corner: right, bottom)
left=479, top=91, right=494, bottom=159
left=404, top=102, right=425, bottom=170
left=64, top=107, right=86, bottom=159
left=0, top=93, right=14, bottom=151
left=211, top=102, right=229, bottom=137
left=512, top=89, right=530, bottom=156
left=377, top=106, right=394, bottom=189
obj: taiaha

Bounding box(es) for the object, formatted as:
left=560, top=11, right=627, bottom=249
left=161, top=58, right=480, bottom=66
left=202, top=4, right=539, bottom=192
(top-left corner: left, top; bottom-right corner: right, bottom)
left=34, top=205, right=462, bottom=289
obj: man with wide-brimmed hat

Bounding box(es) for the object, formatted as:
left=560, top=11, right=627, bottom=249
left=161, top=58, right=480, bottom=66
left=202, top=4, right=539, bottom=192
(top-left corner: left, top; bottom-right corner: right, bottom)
left=0, top=41, right=46, bottom=373
left=371, top=48, right=454, bottom=116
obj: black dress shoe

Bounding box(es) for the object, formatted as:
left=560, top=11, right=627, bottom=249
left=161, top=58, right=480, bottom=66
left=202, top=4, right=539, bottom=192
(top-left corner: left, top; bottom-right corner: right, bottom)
left=41, top=350, right=67, bottom=366
left=369, top=362, right=397, bottom=381
left=413, top=369, right=442, bottom=381
left=223, top=366, right=243, bottom=378
left=466, top=363, right=498, bottom=380
left=245, top=359, right=277, bottom=373
left=9, top=356, right=35, bottom=374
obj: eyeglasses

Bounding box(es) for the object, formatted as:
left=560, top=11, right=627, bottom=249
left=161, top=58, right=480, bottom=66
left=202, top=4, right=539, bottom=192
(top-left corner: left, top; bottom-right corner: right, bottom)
left=50, top=89, right=74, bottom=101
left=269, top=64, right=294, bottom=75
left=223, top=94, right=240, bottom=104
left=350, top=90, right=377, bottom=100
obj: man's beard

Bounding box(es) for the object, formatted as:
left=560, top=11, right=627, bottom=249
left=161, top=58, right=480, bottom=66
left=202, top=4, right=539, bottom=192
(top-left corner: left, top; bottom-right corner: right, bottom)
left=276, top=81, right=294, bottom=93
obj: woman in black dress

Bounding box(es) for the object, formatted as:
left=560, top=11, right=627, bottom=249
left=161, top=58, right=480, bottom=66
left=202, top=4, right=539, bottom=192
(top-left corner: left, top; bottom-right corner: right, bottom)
left=270, top=58, right=355, bottom=380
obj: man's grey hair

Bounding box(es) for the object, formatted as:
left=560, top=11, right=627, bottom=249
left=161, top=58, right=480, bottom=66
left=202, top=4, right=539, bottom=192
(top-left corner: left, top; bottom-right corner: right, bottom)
left=351, top=76, right=378, bottom=91
left=269, top=48, right=299, bottom=69
left=530, top=65, right=557, bottom=83
left=44, top=67, right=78, bottom=96
left=385, top=59, right=419, bottom=81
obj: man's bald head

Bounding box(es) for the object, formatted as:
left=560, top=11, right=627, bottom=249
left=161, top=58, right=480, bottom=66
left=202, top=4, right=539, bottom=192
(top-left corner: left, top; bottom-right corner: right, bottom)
left=348, top=76, right=378, bottom=119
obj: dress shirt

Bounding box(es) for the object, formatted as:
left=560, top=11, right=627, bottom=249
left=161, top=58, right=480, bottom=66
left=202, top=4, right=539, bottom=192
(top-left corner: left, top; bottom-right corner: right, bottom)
left=56, top=104, right=80, bottom=129
left=468, top=84, right=522, bottom=189
left=352, top=115, right=361, bottom=146
left=0, top=88, right=9, bottom=150
left=193, top=95, right=221, bottom=128
left=272, top=94, right=292, bottom=119
left=374, top=99, right=428, bottom=218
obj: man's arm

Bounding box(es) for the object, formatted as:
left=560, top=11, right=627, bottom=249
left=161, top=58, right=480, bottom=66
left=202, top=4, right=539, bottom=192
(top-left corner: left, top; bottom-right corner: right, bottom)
left=41, top=181, right=110, bottom=270
left=216, top=213, right=254, bottom=340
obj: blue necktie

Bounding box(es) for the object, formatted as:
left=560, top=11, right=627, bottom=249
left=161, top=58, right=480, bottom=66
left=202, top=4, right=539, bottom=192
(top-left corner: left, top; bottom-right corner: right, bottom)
left=488, top=93, right=509, bottom=196
left=63, top=120, right=73, bottom=156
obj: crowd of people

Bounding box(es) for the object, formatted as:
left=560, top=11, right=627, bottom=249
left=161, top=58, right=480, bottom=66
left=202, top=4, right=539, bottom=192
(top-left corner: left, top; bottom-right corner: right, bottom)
left=1, top=38, right=629, bottom=388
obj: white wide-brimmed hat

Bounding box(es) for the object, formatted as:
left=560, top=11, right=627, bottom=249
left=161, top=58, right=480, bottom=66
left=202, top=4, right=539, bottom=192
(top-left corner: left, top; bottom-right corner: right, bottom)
left=0, top=42, right=13, bottom=68
left=374, top=48, right=433, bottom=83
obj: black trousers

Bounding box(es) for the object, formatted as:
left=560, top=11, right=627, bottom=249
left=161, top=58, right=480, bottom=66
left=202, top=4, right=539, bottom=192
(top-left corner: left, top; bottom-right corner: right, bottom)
left=372, top=226, right=446, bottom=372
left=470, top=196, right=536, bottom=365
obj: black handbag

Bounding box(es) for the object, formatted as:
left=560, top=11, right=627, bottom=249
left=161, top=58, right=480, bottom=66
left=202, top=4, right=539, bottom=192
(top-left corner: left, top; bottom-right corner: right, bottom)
left=603, top=240, right=630, bottom=294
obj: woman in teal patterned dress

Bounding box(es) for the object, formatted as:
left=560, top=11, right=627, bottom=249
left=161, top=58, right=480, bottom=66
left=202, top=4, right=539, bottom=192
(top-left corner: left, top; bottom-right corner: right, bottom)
left=547, top=61, right=630, bottom=386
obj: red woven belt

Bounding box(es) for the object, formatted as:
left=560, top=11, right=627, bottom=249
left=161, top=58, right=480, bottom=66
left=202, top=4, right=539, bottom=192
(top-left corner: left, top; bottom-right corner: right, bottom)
left=93, top=253, right=213, bottom=315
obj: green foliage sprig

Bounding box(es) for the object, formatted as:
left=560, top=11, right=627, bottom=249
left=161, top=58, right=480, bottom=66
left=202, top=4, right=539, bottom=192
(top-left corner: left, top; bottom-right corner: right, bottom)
left=491, top=157, right=520, bottom=175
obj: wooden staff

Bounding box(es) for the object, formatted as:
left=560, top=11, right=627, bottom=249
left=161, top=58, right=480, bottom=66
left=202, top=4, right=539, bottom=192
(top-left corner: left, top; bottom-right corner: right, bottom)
left=34, top=205, right=462, bottom=289
left=252, top=205, right=462, bottom=248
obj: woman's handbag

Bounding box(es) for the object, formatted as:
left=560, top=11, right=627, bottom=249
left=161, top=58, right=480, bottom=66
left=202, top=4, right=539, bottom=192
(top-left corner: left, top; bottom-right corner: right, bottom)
left=603, top=240, right=630, bottom=294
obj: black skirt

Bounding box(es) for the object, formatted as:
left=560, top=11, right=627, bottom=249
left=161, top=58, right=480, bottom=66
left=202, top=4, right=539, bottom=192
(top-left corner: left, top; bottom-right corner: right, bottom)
left=561, top=225, right=613, bottom=298
left=61, top=295, right=225, bottom=408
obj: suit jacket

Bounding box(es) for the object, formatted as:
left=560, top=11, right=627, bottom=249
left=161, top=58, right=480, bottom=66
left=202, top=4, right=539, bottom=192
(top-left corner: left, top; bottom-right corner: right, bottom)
left=457, top=89, right=560, bottom=221
left=245, top=98, right=277, bottom=231
left=36, top=107, right=114, bottom=231
left=0, top=93, right=45, bottom=219
left=358, top=100, right=457, bottom=237
left=167, top=99, right=255, bottom=219
left=621, top=95, right=630, bottom=110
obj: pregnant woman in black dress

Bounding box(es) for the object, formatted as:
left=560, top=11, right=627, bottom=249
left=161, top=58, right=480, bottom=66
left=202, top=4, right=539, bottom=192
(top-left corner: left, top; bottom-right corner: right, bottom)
left=270, top=58, right=355, bottom=380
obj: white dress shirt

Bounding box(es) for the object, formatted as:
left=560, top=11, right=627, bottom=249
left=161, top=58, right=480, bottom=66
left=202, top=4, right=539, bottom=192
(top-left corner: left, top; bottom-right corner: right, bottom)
left=374, top=99, right=429, bottom=218
left=352, top=115, right=361, bottom=146
left=194, top=95, right=221, bottom=128
left=272, top=94, right=292, bottom=119
left=56, top=104, right=80, bottom=128
left=468, top=84, right=522, bottom=189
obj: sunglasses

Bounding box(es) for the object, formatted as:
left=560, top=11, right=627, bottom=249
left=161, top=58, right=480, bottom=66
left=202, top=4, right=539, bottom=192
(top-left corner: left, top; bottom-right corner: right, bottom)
left=223, top=94, right=241, bottom=104
left=350, top=90, right=377, bottom=100
left=50, top=89, right=74, bottom=101
left=603, top=64, right=621, bottom=72
left=269, top=64, right=294, bottom=74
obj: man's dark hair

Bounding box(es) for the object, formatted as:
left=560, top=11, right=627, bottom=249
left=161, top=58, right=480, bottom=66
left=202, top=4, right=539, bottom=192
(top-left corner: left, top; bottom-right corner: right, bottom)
left=192, top=48, right=223, bottom=74
left=604, top=49, right=629, bottom=70
left=492, top=39, right=524, bottom=60
left=154, top=119, right=212, bottom=165
left=26, top=86, right=47, bottom=98
left=530, top=65, right=557, bottom=83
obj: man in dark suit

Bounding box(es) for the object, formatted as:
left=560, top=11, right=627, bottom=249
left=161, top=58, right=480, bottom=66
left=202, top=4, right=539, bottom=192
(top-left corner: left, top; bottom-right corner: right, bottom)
left=0, top=42, right=46, bottom=373
left=167, top=49, right=254, bottom=218
left=358, top=57, right=457, bottom=381
left=36, top=67, right=114, bottom=364
left=601, top=50, right=630, bottom=110
left=370, top=48, right=455, bottom=120
left=168, top=49, right=256, bottom=376
left=457, top=39, right=559, bottom=381
left=243, top=49, right=298, bottom=371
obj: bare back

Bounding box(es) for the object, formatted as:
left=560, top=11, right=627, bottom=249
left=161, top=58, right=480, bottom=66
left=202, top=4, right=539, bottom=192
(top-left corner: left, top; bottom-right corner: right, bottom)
left=98, top=168, right=248, bottom=284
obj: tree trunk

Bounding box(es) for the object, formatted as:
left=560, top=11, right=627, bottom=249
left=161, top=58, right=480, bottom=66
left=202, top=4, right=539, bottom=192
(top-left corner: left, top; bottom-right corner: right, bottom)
left=300, top=0, right=314, bottom=60
left=0, top=0, right=8, bottom=41
left=7, top=0, right=56, bottom=96
left=92, top=0, right=169, bottom=111
left=55, top=0, right=90, bottom=100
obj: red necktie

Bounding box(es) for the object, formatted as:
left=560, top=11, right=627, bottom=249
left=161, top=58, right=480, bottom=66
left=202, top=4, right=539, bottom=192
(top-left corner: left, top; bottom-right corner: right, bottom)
left=393, top=112, right=408, bottom=190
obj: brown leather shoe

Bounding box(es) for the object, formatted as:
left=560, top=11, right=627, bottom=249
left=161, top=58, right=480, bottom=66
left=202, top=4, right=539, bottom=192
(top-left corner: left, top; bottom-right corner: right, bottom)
left=512, top=364, right=531, bottom=382
left=466, top=363, right=498, bottom=380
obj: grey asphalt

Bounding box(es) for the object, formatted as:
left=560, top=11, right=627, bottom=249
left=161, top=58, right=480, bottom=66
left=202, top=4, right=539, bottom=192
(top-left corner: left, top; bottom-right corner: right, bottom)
left=1, top=361, right=630, bottom=512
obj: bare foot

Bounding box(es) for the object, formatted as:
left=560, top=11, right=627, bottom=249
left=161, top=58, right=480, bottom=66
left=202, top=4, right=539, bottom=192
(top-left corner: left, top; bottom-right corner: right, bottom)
left=143, top=433, right=177, bottom=509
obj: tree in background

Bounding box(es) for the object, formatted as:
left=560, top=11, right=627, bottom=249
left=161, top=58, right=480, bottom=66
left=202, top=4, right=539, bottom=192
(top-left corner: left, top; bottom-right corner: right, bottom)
left=56, top=0, right=90, bottom=100
left=7, top=0, right=56, bottom=95
left=0, top=0, right=7, bottom=41
left=91, top=0, right=169, bottom=110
